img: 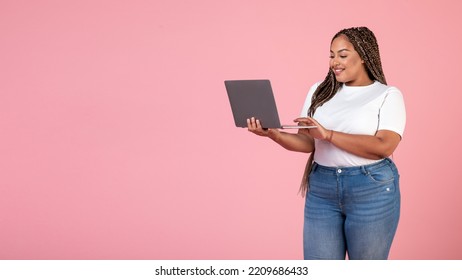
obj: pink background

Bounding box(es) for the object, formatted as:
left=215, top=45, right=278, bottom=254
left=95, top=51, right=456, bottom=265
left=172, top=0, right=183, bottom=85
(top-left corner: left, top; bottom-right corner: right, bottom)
left=1, top=0, right=461, bottom=259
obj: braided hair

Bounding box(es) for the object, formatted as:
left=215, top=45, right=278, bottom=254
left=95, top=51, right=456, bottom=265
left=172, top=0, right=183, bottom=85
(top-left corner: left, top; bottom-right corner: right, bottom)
left=307, top=27, right=387, bottom=117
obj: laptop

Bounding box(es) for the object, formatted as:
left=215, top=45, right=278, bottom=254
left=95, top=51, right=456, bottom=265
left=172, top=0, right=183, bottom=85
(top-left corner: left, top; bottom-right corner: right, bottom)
left=224, top=79, right=317, bottom=129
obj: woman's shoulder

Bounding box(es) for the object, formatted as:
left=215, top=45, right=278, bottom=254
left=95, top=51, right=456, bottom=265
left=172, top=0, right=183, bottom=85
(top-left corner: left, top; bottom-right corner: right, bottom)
left=376, top=81, right=402, bottom=94
left=375, top=82, right=405, bottom=107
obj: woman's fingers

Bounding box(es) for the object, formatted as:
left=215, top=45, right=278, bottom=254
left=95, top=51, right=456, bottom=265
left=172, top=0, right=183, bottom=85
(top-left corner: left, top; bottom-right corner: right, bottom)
left=247, top=117, right=268, bottom=136
left=246, top=117, right=254, bottom=129
left=294, top=117, right=317, bottom=126
left=247, top=117, right=258, bottom=130
left=293, top=117, right=329, bottom=140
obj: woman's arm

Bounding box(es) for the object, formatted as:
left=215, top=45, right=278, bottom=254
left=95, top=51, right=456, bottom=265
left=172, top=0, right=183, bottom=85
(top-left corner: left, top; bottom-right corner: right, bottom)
left=294, top=117, right=401, bottom=159
left=326, top=129, right=401, bottom=159
left=247, top=117, right=314, bottom=153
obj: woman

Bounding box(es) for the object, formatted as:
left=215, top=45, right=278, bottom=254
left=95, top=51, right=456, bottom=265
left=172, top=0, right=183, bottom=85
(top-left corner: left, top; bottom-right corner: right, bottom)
left=247, top=27, right=406, bottom=260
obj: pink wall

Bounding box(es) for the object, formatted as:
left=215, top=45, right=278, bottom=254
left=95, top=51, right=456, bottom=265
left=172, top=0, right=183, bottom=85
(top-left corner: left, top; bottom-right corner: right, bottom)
left=1, top=0, right=461, bottom=259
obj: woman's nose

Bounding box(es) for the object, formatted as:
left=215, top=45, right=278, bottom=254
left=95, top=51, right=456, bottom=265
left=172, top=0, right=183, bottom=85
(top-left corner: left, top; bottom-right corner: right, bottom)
left=331, top=58, right=340, bottom=67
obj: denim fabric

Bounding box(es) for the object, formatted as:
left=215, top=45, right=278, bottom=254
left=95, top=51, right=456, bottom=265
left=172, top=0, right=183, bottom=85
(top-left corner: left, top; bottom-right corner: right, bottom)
left=303, top=158, right=400, bottom=260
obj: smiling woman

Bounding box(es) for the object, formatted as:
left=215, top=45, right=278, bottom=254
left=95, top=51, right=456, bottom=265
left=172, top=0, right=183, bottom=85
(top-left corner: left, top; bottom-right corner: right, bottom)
left=247, top=27, right=406, bottom=260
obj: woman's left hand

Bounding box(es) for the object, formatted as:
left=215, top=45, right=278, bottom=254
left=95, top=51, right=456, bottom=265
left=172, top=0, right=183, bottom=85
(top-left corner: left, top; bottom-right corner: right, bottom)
left=294, top=117, right=330, bottom=141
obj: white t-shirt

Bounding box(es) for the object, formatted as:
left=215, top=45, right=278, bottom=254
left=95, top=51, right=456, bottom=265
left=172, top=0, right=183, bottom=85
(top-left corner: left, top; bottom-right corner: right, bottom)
left=300, top=81, right=406, bottom=167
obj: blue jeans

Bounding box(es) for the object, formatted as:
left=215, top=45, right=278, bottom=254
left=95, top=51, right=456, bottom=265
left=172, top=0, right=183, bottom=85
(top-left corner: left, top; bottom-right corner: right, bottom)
left=303, top=158, right=400, bottom=260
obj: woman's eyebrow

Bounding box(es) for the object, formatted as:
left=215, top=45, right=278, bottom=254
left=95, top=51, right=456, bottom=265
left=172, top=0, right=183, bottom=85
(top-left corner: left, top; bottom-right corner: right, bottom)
left=330, top=48, right=352, bottom=53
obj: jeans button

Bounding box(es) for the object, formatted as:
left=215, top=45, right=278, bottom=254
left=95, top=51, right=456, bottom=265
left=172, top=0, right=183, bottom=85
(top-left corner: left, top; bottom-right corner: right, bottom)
left=337, top=169, right=342, bottom=174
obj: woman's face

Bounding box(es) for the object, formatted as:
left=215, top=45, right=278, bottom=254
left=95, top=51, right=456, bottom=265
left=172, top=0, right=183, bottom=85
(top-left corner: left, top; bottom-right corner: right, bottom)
left=329, top=35, right=372, bottom=86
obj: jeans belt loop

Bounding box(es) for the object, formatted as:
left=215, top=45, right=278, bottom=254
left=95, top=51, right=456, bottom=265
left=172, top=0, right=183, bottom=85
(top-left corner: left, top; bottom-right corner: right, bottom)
left=361, top=165, right=369, bottom=175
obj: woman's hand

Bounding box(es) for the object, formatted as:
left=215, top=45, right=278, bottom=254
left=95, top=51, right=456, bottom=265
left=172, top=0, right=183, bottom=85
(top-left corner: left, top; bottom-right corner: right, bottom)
left=294, top=117, right=331, bottom=141
left=247, top=117, right=279, bottom=139
left=247, top=117, right=314, bottom=153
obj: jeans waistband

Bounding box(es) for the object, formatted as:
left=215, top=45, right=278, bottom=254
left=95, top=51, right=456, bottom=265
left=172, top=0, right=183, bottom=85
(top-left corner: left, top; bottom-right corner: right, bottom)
left=312, top=158, right=396, bottom=176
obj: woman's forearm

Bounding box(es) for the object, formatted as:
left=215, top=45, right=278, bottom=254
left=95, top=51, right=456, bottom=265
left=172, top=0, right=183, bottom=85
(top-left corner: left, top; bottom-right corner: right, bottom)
left=293, top=117, right=401, bottom=160
left=327, top=129, right=401, bottom=159
left=269, top=130, right=314, bottom=153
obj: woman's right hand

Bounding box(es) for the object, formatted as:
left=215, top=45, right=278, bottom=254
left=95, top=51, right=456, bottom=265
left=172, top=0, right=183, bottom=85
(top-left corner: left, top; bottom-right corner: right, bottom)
left=247, top=117, right=279, bottom=139
left=247, top=117, right=314, bottom=153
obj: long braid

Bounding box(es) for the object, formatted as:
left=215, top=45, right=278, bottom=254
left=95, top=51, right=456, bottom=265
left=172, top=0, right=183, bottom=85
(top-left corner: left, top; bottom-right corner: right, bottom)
left=300, top=27, right=387, bottom=196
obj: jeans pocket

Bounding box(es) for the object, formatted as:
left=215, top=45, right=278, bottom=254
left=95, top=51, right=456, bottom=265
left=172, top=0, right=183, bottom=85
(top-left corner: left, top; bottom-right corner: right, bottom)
left=367, top=165, right=395, bottom=184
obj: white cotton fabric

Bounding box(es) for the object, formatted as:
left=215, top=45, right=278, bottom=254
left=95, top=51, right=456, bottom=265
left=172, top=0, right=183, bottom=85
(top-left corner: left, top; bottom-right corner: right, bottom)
left=300, top=81, right=406, bottom=167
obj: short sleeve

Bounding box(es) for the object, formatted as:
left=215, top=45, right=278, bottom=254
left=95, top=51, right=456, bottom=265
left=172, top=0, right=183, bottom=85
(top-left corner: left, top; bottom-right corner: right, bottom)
left=377, top=87, right=406, bottom=138
left=300, top=82, right=321, bottom=117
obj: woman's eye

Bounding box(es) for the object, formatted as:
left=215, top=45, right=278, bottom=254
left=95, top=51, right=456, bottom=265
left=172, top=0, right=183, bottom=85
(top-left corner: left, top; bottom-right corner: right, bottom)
left=340, top=55, right=347, bottom=58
